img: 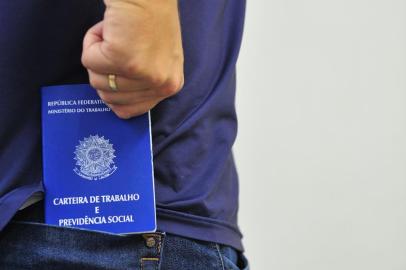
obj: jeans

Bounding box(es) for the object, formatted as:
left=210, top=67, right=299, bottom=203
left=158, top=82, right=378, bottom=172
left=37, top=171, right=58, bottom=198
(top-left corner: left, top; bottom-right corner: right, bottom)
left=0, top=203, right=249, bottom=270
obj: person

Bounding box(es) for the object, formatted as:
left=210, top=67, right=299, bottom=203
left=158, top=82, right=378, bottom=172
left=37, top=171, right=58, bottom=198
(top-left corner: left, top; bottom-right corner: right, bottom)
left=0, top=0, right=248, bottom=269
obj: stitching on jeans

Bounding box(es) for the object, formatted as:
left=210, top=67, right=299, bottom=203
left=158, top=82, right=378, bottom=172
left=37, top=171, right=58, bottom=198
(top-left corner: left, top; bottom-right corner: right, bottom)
left=140, top=234, right=164, bottom=270
left=156, top=236, right=162, bottom=254
left=141, top=257, right=160, bottom=270
left=157, top=233, right=166, bottom=269
left=215, top=243, right=226, bottom=270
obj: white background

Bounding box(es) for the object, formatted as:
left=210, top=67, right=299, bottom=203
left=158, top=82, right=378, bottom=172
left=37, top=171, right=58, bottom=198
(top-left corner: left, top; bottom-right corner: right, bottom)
left=234, top=1, right=406, bottom=269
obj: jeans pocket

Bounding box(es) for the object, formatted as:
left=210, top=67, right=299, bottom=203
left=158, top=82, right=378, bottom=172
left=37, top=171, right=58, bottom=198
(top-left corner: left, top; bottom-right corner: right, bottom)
left=217, top=244, right=250, bottom=270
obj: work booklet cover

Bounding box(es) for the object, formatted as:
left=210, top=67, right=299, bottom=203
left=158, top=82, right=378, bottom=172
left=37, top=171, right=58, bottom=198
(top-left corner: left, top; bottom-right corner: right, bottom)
left=41, top=84, right=156, bottom=234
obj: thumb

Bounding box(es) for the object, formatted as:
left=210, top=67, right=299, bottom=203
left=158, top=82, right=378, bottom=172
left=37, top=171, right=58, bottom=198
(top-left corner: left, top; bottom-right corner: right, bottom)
left=83, top=20, right=103, bottom=51
left=81, top=21, right=117, bottom=74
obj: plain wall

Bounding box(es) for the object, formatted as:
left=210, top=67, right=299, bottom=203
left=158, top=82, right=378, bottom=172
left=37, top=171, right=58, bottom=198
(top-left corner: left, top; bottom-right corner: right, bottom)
left=234, top=1, right=406, bottom=269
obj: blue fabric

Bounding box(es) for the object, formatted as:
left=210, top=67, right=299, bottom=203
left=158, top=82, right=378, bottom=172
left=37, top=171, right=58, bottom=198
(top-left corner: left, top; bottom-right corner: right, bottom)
left=0, top=0, right=246, bottom=251
left=0, top=203, right=249, bottom=269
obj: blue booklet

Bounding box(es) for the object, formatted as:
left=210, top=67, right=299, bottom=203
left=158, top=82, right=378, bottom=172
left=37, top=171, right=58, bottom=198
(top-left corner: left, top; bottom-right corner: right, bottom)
left=41, top=84, right=156, bottom=234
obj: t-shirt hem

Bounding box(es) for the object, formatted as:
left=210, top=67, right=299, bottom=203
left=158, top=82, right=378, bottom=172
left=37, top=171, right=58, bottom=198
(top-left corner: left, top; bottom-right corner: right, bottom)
left=0, top=182, right=44, bottom=231
left=156, top=207, right=244, bottom=252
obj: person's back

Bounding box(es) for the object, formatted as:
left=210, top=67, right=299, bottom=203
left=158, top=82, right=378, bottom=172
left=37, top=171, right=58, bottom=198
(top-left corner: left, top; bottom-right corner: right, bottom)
left=0, top=1, right=248, bottom=269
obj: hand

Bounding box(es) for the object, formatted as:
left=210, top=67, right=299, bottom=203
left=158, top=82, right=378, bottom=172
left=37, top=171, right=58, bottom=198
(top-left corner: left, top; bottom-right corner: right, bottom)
left=81, top=0, right=184, bottom=119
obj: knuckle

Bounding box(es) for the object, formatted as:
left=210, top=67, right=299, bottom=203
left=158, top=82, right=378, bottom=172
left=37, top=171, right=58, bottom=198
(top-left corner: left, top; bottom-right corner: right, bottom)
left=113, top=108, right=134, bottom=119
left=81, top=54, right=90, bottom=69
left=111, top=102, right=156, bottom=119
left=102, top=41, right=121, bottom=59
left=177, top=74, right=185, bottom=91
left=98, top=92, right=116, bottom=104
left=125, top=61, right=142, bottom=77
left=148, top=72, right=167, bottom=87
left=158, top=74, right=184, bottom=97
left=100, top=41, right=124, bottom=67
left=89, top=76, right=99, bottom=90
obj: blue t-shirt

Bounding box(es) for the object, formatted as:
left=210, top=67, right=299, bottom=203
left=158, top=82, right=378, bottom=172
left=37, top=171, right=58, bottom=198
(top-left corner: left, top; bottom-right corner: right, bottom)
left=0, top=0, right=246, bottom=251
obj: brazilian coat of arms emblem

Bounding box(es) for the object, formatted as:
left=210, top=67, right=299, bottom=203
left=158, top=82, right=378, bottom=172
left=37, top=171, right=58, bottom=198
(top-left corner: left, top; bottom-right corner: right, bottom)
left=73, top=135, right=117, bottom=180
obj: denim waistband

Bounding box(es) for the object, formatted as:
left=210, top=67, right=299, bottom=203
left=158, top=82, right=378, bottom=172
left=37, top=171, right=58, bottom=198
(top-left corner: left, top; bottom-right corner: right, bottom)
left=2, top=202, right=249, bottom=270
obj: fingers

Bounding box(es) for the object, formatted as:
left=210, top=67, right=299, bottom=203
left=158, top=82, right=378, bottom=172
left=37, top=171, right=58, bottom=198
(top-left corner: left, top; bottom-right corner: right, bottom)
left=89, top=68, right=165, bottom=106
left=96, top=89, right=160, bottom=105
left=82, top=21, right=103, bottom=51
left=106, top=100, right=160, bottom=119
left=87, top=69, right=153, bottom=92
